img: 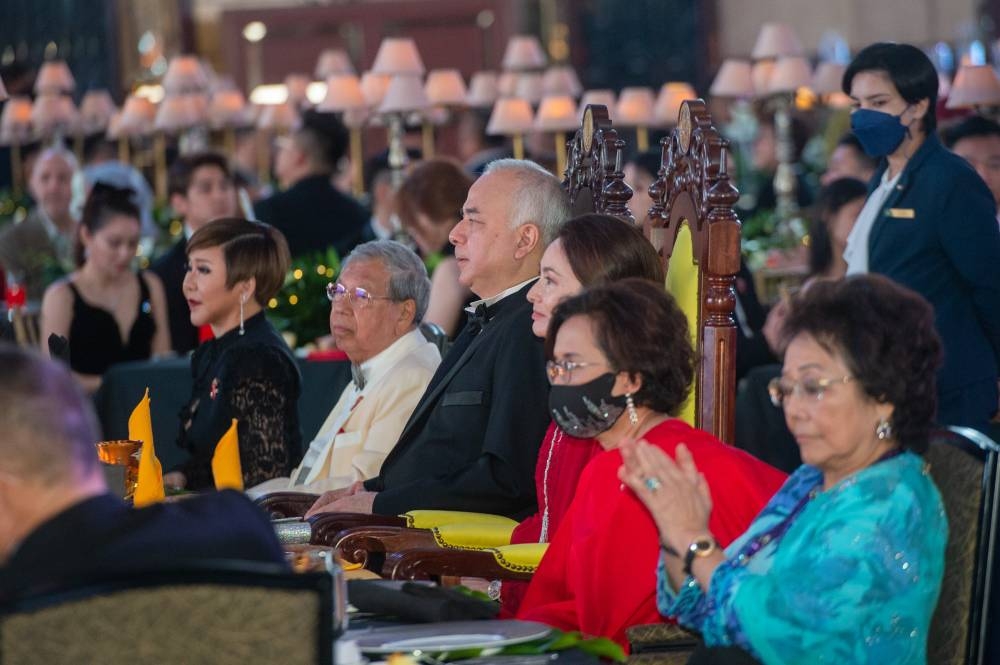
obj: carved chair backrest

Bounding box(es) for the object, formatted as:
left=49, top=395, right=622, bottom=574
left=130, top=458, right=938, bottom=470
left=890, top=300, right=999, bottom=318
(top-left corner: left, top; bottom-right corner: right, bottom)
left=561, top=104, right=634, bottom=222
left=644, top=99, right=741, bottom=443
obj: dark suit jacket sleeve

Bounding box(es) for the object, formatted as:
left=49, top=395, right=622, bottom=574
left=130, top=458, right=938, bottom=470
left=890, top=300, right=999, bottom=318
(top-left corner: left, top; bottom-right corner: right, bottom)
left=252, top=197, right=273, bottom=224
left=936, top=179, right=1000, bottom=362
left=372, top=320, right=549, bottom=517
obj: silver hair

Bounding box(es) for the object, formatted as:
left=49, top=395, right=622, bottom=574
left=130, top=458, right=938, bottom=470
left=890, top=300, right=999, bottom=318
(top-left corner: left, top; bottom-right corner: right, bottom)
left=342, top=239, right=431, bottom=324
left=482, top=158, right=570, bottom=244
left=32, top=145, right=80, bottom=175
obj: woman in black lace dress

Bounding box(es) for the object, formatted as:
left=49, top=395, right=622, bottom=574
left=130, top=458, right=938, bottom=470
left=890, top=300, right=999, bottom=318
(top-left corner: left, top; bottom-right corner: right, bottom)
left=163, top=218, right=302, bottom=491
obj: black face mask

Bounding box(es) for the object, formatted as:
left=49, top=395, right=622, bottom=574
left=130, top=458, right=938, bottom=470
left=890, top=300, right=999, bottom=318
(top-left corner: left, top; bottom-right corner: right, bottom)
left=548, top=372, right=627, bottom=439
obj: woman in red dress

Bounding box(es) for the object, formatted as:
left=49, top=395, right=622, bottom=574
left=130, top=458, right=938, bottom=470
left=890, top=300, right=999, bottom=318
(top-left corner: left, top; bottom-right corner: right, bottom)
left=516, top=280, right=786, bottom=651
left=498, top=214, right=664, bottom=612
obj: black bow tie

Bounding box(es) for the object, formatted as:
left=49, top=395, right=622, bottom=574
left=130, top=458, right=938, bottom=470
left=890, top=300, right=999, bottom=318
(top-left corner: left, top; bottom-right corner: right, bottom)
left=467, top=303, right=489, bottom=335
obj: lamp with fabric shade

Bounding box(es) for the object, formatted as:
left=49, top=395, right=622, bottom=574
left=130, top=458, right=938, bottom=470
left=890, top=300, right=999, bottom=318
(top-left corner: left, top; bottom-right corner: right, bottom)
left=501, top=35, right=547, bottom=71
left=542, top=65, right=583, bottom=97
left=487, top=97, right=534, bottom=159
left=162, top=55, right=209, bottom=95
left=372, top=38, right=425, bottom=76
left=467, top=71, right=499, bottom=108
left=108, top=94, right=155, bottom=164
left=751, top=60, right=776, bottom=96
left=751, top=22, right=804, bottom=59
left=766, top=57, right=812, bottom=95
left=946, top=64, right=1000, bottom=109
left=320, top=74, right=368, bottom=196
left=379, top=75, right=430, bottom=165
left=535, top=94, right=577, bottom=175
left=117, top=95, right=157, bottom=135
left=154, top=93, right=209, bottom=133
left=425, top=69, right=467, bottom=106
left=378, top=75, right=430, bottom=115
left=710, top=59, right=754, bottom=98
left=34, top=60, right=75, bottom=95
left=360, top=71, right=391, bottom=109
left=80, top=90, right=116, bottom=134
left=320, top=74, right=366, bottom=111
left=0, top=96, right=33, bottom=144
left=515, top=72, right=545, bottom=105
left=315, top=48, right=355, bottom=79
left=32, top=94, right=79, bottom=138
left=654, top=82, right=697, bottom=127
left=1, top=96, right=34, bottom=198
left=578, top=89, right=617, bottom=120
left=616, top=87, right=655, bottom=151
left=424, top=69, right=468, bottom=158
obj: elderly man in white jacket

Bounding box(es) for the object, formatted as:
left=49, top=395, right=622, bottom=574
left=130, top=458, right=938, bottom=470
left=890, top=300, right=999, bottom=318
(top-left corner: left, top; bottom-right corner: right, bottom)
left=248, top=240, right=441, bottom=497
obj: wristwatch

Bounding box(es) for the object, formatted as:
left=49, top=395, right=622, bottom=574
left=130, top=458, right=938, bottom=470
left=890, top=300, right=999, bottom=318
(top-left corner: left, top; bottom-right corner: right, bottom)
left=682, top=536, right=717, bottom=577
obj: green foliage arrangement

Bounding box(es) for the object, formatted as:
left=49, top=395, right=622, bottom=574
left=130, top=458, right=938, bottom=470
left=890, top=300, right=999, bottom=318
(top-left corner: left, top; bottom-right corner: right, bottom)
left=267, top=247, right=341, bottom=348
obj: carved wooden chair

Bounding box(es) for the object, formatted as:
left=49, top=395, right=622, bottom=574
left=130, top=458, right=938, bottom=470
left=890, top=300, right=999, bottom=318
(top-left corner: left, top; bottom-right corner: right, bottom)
left=644, top=99, right=740, bottom=444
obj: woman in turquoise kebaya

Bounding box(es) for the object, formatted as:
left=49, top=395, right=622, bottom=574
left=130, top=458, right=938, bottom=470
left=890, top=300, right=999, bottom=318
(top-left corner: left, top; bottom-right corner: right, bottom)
left=620, top=275, right=948, bottom=665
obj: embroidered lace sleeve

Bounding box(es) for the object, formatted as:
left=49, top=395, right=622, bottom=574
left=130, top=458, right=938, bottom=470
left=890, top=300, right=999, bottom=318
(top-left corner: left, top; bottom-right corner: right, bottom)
left=221, top=344, right=301, bottom=487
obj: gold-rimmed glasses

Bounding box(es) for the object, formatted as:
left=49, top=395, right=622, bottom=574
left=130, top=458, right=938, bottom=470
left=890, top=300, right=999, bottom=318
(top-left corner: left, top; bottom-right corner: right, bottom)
left=326, top=282, right=394, bottom=307
left=546, top=359, right=608, bottom=385
left=767, top=375, right=854, bottom=408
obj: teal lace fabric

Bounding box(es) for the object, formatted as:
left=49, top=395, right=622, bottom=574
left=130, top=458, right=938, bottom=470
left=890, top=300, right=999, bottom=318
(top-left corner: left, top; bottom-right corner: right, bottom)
left=658, top=452, right=947, bottom=664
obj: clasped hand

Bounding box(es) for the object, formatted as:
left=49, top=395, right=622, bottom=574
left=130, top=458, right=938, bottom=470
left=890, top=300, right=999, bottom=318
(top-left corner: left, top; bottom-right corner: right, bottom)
left=618, top=440, right=714, bottom=555
left=303, top=480, right=377, bottom=518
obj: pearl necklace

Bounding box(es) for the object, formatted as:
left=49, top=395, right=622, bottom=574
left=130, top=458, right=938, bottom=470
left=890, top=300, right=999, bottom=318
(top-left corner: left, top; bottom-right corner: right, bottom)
left=538, top=426, right=563, bottom=543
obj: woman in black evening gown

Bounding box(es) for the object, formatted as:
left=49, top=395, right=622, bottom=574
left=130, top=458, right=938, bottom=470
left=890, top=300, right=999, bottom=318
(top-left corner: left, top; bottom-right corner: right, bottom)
left=40, top=183, right=170, bottom=393
left=162, top=218, right=302, bottom=491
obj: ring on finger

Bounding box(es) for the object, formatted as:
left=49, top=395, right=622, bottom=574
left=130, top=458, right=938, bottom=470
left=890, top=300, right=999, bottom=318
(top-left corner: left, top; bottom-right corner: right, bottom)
left=644, top=476, right=663, bottom=492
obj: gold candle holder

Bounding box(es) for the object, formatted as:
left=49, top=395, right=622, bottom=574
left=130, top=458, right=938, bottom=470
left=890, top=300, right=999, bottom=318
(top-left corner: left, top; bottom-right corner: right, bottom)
left=96, top=439, right=142, bottom=500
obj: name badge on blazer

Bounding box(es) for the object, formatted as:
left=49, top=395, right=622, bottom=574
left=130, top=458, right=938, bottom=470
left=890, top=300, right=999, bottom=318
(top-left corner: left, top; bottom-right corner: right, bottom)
left=886, top=207, right=915, bottom=219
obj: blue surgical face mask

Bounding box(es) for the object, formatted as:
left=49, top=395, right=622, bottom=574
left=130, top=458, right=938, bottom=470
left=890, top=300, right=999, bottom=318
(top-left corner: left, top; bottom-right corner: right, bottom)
left=850, top=107, right=910, bottom=157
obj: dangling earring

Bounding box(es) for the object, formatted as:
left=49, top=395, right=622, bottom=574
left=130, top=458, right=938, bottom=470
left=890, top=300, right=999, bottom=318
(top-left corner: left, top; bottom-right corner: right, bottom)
left=875, top=417, right=893, bottom=441
left=239, top=293, right=247, bottom=336
left=626, top=393, right=639, bottom=426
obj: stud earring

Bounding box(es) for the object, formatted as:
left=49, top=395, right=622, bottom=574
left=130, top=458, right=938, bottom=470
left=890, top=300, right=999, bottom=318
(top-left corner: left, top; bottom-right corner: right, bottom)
left=239, top=294, right=247, bottom=336
left=626, top=393, right=639, bottom=426
left=875, top=417, right=893, bottom=441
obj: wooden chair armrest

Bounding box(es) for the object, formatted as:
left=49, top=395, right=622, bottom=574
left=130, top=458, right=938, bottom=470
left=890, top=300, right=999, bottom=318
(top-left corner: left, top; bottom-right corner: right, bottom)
left=255, top=492, right=321, bottom=519
left=333, top=526, right=438, bottom=572
left=308, top=512, right=407, bottom=545
left=384, top=547, right=535, bottom=582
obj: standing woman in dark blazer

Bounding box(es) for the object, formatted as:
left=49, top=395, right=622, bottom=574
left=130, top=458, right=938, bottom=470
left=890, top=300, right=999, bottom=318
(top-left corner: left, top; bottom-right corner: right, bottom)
left=163, top=218, right=302, bottom=491
left=843, top=42, right=1000, bottom=432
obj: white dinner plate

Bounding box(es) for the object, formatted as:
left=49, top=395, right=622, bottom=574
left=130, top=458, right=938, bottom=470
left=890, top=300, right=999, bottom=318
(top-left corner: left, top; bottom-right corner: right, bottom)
left=347, top=620, right=552, bottom=654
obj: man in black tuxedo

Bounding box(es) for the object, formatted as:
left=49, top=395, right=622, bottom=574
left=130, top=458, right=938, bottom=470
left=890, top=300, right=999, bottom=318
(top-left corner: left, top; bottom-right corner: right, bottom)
left=253, top=111, right=368, bottom=260
left=306, top=159, right=570, bottom=519
left=0, top=344, right=286, bottom=602
left=150, top=152, right=238, bottom=355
